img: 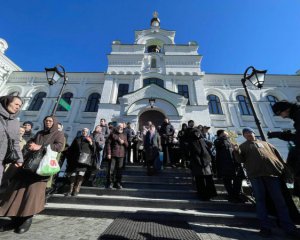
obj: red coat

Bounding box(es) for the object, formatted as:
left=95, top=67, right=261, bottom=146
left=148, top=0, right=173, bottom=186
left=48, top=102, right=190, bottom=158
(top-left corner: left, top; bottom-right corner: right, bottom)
left=106, top=132, right=128, bottom=158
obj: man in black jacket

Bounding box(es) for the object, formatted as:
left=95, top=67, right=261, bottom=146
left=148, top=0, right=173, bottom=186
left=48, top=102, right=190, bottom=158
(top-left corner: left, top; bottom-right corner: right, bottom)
left=159, top=118, right=175, bottom=167
left=272, top=101, right=300, bottom=198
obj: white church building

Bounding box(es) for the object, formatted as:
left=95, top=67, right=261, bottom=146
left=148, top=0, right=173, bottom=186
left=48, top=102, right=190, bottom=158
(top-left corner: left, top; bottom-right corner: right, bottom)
left=0, top=12, right=299, bottom=157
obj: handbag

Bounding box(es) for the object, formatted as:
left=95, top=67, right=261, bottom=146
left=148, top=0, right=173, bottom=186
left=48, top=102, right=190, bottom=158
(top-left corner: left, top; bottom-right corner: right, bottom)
left=3, top=138, right=19, bottom=165
left=0, top=117, right=20, bottom=165
left=23, top=147, right=46, bottom=173
left=77, top=152, right=92, bottom=166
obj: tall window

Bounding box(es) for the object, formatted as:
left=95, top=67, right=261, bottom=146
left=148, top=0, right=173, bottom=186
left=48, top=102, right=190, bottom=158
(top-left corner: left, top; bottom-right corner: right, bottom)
left=178, top=85, right=190, bottom=105
left=150, top=58, right=157, bottom=68
left=57, top=92, right=73, bottom=111
left=143, top=78, right=164, bottom=88
left=207, top=94, right=223, bottom=114
left=85, top=93, right=101, bottom=112
left=237, top=95, right=253, bottom=115
left=117, top=84, right=129, bottom=104
left=266, top=95, right=278, bottom=106
left=28, top=92, right=46, bottom=111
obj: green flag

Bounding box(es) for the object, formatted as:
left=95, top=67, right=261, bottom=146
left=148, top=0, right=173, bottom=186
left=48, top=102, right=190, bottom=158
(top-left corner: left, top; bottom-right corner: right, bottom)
left=59, top=98, right=71, bottom=111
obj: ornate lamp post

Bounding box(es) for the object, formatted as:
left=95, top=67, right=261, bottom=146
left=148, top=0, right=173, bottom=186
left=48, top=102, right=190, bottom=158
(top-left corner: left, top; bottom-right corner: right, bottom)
left=149, top=97, right=156, bottom=108
left=45, top=64, right=68, bottom=116
left=241, top=66, right=267, bottom=141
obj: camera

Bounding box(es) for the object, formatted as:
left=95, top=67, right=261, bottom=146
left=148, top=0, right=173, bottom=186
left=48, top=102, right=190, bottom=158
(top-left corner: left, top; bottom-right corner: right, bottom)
left=267, top=130, right=294, bottom=141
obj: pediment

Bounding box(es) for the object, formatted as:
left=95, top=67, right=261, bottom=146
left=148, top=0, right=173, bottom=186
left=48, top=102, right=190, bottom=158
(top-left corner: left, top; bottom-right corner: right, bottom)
left=119, top=84, right=188, bottom=116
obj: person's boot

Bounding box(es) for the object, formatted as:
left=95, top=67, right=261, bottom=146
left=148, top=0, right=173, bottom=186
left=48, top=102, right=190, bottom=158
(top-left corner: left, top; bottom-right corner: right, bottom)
left=14, top=216, right=33, bottom=234
left=64, top=176, right=76, bottom=197
left=0, top=217, right=20, bottom=232
left=72, top=176, right=84, bottom=196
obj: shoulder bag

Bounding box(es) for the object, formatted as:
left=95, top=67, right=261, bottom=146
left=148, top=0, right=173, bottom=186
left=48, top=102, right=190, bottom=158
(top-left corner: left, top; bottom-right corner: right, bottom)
left=22, top=147, right=46, bottom=173
left=0, top=117, right=20, bottom=165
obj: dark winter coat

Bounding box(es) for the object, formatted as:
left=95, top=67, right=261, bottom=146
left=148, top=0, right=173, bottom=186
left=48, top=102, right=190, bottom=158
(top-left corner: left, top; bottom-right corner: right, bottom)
left=125, top=127, right=135, bottom=142
left=23, top=130, right=35, bottom=142
left=101, top=125, right=110, bottom=139
left=144, top=131, right=161, bottom=165
left=92, top=131, right=105, bottom=152
left=106, top=131, right=128, bottom=158
left=66, top=135, right=96, bottom=172
left=214, top=137, right=237, bottom=177
left=159, top=122, right=175, bottom=145
left=187, top=128, right=212, bottom=176
left=0, top=102, right=23, bottom=185
left=289, top=104, right=300, bottom=149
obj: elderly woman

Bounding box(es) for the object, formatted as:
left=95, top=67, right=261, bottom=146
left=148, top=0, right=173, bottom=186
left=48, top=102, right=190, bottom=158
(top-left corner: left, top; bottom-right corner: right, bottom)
left=0, top=115, right=64, bottom=234
left=0, top=95, right=23, bottom=186
left=65, top=128, right=95, bottom=196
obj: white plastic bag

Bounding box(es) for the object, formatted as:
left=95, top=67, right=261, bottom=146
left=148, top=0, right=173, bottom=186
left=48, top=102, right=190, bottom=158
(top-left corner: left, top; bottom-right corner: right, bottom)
left=36, top=145, right=60, bottom=176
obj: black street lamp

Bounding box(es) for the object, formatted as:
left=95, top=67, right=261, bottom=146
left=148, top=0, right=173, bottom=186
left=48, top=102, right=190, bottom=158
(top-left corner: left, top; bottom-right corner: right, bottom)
left=241, top=66, right=267, bottom=141
left=45, top=64, right=68, bottom=116
left=149, top=97, right=156, bottom=108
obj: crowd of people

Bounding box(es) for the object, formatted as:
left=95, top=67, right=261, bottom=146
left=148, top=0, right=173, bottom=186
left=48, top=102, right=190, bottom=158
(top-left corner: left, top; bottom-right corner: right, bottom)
left=0, top=93, right=300, bottom=238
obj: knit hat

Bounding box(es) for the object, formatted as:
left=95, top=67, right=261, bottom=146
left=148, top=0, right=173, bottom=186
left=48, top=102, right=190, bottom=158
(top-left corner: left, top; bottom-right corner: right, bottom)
left=23, top=121, right=34, bottom=127
left=271, top=101, right=292, bottom=115
left=242, top=127, right=255, bottom=135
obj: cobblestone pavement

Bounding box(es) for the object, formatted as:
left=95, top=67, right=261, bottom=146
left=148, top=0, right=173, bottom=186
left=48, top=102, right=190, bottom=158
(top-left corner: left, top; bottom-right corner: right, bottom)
left=0, top=215, right=297, bottom=240
left=0, top=215, right=113, bottom=240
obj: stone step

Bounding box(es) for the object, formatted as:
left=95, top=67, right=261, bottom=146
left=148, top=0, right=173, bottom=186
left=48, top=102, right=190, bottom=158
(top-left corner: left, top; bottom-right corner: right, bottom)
left=43, top=203, right=259, bottom=226
left=48, top=193, right=254, bottom=212
left=120, top=181, right=228, bottom=192
left=59, top=186, right=234, bottom=200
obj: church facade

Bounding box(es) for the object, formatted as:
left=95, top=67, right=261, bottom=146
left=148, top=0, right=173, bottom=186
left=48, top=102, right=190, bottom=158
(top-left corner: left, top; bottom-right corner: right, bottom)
left=0, top=13, right=299, bottom=157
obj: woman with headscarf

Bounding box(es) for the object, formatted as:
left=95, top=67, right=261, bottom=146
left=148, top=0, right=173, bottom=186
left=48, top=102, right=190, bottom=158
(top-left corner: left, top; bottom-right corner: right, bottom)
left=0, top=115, right=64, bottom=234
left=0, top=95, right=23, bottom=186
left=65, top=128, right=95, bottom=196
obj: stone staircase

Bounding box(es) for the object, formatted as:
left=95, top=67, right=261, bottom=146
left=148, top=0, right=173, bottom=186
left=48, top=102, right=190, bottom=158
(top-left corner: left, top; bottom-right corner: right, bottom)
left=44, top=165, right=257, bottom=227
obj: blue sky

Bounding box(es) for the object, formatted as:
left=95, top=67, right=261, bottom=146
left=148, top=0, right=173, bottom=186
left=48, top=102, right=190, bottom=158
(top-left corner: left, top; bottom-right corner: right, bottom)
left=1, top=0, right=299, bottom=74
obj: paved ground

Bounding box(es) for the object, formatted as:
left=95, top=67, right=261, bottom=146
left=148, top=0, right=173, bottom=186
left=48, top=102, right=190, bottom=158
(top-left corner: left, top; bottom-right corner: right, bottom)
left=1, top=215, right=297, bottom=240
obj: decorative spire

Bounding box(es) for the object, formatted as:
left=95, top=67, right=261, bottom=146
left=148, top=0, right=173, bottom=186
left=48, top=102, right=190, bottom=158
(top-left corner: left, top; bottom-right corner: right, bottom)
left=150, top=11, right=160, bottom=28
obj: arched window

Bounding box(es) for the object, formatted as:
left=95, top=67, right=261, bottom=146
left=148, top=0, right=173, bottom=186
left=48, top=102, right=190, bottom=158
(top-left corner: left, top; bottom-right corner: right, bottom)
left=57, top=92, right=73, bottom=111
left=28, top=92, right=46, bottom=111
left=237, top=95, right=253, bottom=115
left=266, top=95, right=278, bottom=106
left=207, top=94, right=223, bottom=114
left=147, top=45, right=161, bottom=53
left=85, top=93, right=101, bottom=112
left=150, top=58, right=157, bottom=68
left=143, top=78, right=164, bottom=88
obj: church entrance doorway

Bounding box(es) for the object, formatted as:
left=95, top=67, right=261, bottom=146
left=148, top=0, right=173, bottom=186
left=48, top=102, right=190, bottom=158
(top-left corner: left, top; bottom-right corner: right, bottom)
left=138, top=110, right=165, bottom=131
